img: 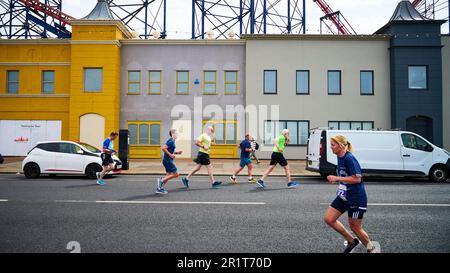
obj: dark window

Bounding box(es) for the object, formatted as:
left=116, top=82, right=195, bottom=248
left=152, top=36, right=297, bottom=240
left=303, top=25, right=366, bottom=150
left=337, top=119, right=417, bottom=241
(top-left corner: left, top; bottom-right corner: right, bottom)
left=408, top=66, right=428, bottom=90
left=263, top=120, right=309, bottom=146
left=263, top=70, right=277, bottom=94
left=328, top=121, right=374, bottom=130
left=328, top=70, right=341, bottom=95
left=360, top=71, right=374, bottom=95
left=401, top=134, right=432, bottom=152
left=37, top=143, right=59, bottom=152
left=296, top=70, right=310, bottom=94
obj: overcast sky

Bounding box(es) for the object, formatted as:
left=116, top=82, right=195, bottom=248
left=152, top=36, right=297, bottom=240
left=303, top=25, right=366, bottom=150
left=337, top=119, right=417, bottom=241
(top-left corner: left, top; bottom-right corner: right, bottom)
left=62, top=0, right=449, bottom=38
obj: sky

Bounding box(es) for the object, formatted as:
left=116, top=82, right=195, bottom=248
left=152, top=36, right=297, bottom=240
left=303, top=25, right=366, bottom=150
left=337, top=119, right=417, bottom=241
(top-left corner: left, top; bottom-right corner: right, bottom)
left=62, top=0, right=450, bottom=38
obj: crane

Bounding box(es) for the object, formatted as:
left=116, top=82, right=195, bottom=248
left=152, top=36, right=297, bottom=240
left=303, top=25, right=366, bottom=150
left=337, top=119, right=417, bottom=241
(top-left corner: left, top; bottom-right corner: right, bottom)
left=312, top=0, right=356, bottom=35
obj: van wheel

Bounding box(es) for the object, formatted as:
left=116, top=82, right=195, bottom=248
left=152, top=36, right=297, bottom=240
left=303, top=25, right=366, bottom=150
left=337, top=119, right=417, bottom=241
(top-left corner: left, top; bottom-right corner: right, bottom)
left=24, top=163, right=40, bottom=179
left=429, top=165, right=448, bottom=182
left=86, top=164, right=102, bottom=180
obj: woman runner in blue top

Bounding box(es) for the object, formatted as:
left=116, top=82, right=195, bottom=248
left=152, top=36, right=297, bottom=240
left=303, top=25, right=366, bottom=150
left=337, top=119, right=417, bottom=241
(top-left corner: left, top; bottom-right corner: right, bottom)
left=324, top=135, right=379, bottom=253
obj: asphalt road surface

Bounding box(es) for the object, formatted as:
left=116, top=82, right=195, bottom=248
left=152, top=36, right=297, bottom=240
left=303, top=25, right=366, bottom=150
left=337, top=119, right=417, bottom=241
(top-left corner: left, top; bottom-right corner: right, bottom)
left=0, top=174, right=449, bottom=253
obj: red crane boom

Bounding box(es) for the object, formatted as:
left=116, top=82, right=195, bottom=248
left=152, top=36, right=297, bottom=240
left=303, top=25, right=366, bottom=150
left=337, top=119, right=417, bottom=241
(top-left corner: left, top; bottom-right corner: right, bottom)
left=312, top=0, right=355, bottom=35
left=411, top=0, right=423, bottom=7
left=18, top=0, right=75, bottom=27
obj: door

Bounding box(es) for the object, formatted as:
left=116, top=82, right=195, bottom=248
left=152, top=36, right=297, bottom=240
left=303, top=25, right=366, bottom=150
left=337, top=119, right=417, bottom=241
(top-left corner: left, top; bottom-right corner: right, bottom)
left=172, top=120, right=191, bottom=158
left=400, top=133, right=433, bottom=175
left=54, top=143, right=85, bottom=173
left=406, top=116, right=433, bottom=142
left=80, top=114, right=105, bottom=149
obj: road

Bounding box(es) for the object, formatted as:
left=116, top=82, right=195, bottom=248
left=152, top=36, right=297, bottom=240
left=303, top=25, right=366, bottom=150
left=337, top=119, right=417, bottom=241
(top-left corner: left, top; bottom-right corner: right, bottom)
left=0, top=174, right=449, bottom=253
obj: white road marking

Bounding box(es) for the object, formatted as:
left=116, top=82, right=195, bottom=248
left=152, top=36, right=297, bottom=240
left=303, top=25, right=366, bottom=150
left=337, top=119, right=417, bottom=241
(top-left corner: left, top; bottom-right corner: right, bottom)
left=320, top=203, right=450, bottom=207
left=55, top=200, right=265, bottom=205
left=0, top=199, right=8, bottom=202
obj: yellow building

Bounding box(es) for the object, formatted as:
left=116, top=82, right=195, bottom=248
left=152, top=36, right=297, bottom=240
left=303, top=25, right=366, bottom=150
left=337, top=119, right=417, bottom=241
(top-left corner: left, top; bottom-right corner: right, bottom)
left=0, top=0, right=131, bottom=155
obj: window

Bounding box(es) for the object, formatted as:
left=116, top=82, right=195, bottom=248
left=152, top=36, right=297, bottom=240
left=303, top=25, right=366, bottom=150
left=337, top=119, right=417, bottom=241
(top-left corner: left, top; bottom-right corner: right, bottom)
left=176, top=71, right=189, bottom=95
left=203, top=71, right=217, bottom=95
left=263, top=120, right=309, bottom=146
left=202, top=120, right=237, bottom=145
left=401, top=134, right=432, bottom=152
left=7, top=70, right=19, bottom=94
left=360, top=70, right=374, bottom=95
left=296, top=70, right=310, bottom=94
left=84, top=68, right=102, bottom=92
left=149, top=70, right=162, bottom=94
left=408, top=66, right=428, bottom=90
left=127, top=71, right=141, bottom=94
left=225, top=71, right=238, bottom=95
left=263, top=70, right=277, bottom=94
left=42, top=71, right=55, bottom=94
left=57, top=143, right=81, bottom=154
left=128, top=122, right=161, bottom=145
left=328, top=121, right=374, bottom=130
left=328, top=70, right=341, bottom=95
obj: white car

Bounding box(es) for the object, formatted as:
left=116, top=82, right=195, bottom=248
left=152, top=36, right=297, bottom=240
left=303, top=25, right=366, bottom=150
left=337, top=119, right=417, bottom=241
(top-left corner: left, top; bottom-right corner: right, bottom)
left=22, top=141, right=122, bottom=179
left=306, top=129, right=450, bottom=182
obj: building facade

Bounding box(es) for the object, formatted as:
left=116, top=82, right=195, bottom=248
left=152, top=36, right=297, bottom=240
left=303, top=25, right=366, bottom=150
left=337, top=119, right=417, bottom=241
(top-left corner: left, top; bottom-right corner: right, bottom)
left=0, top=0, right=448, bottom=159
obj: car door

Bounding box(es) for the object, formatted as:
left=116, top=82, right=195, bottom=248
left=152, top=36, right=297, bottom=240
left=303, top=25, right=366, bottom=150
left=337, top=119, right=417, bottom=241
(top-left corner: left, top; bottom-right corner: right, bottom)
left=54, top=143, right=85, bottom=174
left=400, top=133, right=433, bottom=175
left=34, top=143, right=57, bottom=173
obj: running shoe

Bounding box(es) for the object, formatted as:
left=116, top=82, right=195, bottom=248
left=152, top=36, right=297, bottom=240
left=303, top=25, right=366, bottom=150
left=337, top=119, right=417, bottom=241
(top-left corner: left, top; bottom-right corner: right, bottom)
left=367, top=241, right=381, bottom=253
left=157, top=177, right=163, bottom=189
left=248, top=177, right=257, bottom=183
left=156, top=188, right=168, bottom=195
left=287, top=181, right=299, bottom=189
left=256, top=179, right=265, bottom=188
left=182, top=177, right=190, bottom=188
left=343, top=238, right=360, bottom=253
left=212, top=181, right=222, bottom=188
left=96, top=180, right=105, bottom=186
left=229, top=176, right=237, bottom=184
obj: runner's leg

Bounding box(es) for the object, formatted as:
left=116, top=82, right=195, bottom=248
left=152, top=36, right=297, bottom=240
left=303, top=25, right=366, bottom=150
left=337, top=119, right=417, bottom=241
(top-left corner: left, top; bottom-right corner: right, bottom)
left=324, top=206, right=355, bottom=243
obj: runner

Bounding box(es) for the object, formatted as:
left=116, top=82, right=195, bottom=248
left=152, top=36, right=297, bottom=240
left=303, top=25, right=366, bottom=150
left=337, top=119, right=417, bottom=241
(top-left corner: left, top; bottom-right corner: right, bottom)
left=181, top=126, right=222, bottom=188
left=156, top=129, right=183, bottom=194
left=96, top=132, right=118, bottom=185
left=250, top=135, right=260, bottom=164
left=229, top=133, right=256, bottom=184
left=323, top=134, right=380, bottom=253
left=257, top=129, right=298, bottom=189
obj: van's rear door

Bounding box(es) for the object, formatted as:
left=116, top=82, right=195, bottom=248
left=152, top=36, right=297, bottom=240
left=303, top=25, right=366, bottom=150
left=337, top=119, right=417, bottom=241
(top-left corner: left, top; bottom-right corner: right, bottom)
left=306, top=129, right=322, bottom=172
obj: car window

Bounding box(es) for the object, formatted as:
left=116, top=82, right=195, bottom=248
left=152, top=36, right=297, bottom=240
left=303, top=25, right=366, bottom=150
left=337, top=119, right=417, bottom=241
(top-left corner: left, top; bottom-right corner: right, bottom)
left=73, top=145, right=84, bottom=154
left=57, top=143, right=79, bottom=154
left=401, top=134, right=430, bottom=152
left=37, top=143, right=59, bottom=152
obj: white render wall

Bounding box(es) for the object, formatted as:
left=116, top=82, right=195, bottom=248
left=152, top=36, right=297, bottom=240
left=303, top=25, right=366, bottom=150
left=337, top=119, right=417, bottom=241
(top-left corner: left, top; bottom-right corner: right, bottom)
left=245, top=36, right=391, bottom=159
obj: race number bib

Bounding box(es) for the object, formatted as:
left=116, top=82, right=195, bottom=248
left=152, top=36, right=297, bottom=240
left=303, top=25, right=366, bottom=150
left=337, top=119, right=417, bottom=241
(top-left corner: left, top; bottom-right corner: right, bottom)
left=336, top=183, right=347, bottom=201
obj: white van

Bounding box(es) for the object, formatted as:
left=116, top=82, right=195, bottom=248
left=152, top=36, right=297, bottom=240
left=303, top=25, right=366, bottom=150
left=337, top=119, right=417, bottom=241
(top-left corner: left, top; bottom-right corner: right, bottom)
left=306, top=129, right=450, bottom=182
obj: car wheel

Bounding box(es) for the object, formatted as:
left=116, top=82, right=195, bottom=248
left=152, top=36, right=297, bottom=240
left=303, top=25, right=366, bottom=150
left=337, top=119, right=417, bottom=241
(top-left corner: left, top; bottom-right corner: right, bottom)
left=429, top=165, right=448, bottom=183
left=86, top=164, right=102, bottom=180
left=24, top=163, right=40, bottom=179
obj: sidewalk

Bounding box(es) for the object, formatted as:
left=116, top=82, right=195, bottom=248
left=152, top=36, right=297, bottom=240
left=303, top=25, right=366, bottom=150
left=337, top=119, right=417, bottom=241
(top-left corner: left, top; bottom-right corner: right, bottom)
left=0, top=157, right=318, bottom=177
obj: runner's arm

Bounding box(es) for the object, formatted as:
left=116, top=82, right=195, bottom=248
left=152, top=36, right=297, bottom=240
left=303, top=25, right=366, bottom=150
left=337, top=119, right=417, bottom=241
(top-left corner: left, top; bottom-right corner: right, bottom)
left=327, top=175, right=361, bottom=184
left=162, top=145, right=175, bottom=159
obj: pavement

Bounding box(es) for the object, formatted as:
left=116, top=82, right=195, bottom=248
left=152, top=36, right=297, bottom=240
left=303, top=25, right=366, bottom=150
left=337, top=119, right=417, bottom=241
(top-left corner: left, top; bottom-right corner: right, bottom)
left=0, top=157, right=317, bottom=176
left=0, top=174, right=449, bottom=253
